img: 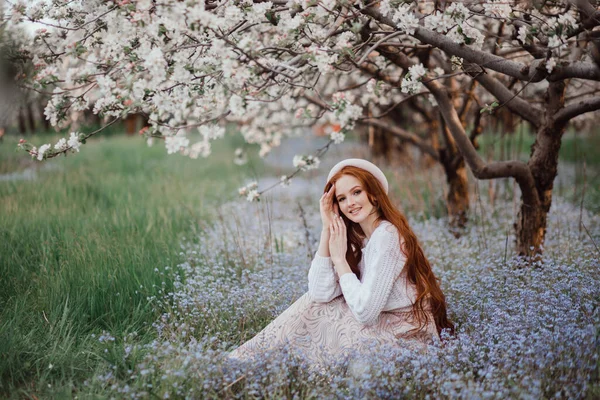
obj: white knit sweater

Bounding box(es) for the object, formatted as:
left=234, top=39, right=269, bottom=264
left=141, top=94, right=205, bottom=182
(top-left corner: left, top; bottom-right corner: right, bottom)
left=307, top=220, right=417, bottom=325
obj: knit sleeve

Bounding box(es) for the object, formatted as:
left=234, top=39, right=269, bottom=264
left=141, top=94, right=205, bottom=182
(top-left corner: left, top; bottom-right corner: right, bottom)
left=338, top=225, right=407, bottom=325
left=307, top=253, right=342, bottom=303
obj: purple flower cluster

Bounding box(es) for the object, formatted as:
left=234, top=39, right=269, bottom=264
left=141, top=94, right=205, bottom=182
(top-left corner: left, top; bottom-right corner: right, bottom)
left=89, top=185, right=599, bottom=399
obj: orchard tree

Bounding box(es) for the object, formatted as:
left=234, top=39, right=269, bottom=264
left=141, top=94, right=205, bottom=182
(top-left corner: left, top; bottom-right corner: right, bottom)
left=7, top=0, right=600, bottom=256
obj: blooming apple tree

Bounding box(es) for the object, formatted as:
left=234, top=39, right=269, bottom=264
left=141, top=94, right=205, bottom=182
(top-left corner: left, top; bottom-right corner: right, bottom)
left=7, top=0, right=600, bottom=255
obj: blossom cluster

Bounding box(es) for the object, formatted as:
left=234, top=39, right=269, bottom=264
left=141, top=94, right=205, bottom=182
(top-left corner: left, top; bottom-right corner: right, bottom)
left=292, top=154, right=321, bottom=171
left=18, top=132, right=82, bottom=161
left=238, top=181, right=260, bottom=202
left=401, top=63, right=428, bottom=95
left=10, top=0, right=597, bottom=166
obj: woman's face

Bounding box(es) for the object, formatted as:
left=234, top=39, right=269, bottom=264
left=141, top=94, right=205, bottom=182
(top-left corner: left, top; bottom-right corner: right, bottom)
left=334, top=174, right=376, bottom=224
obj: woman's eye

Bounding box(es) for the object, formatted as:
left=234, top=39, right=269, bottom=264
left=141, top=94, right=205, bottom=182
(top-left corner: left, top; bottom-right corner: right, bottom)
left=339, top=198, right=345, bottom=202
left=354, top=190, right=361, bottom=195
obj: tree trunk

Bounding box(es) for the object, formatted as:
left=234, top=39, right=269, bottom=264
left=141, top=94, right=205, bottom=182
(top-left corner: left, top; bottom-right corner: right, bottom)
left=515, top=201, right=546, bottom=256
left=515, top=82, right=566, bottom=256
left=515, top=125, right=564, bottom=255
left=442, top=156, right=469, bottom=235
left=18, top=108, right=26, bottom=134
left=26, top=103, right=36, bottom=132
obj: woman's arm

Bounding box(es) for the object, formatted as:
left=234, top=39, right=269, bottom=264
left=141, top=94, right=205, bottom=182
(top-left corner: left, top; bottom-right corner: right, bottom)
left=337, top=227, right=407, bottom=325
left=307, top=229, right=342, bottom=302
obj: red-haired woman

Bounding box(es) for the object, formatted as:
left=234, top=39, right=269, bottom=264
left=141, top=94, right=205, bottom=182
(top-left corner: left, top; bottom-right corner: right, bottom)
left=229, top=159, right=453, bottom=364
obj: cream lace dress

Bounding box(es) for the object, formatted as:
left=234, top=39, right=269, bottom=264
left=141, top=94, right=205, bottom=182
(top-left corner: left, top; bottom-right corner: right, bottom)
left=228, top=221, right=439, bottom=364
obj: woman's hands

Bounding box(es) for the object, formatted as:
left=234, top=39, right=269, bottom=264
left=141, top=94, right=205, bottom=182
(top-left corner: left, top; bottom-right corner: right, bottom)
left=319, top=184, right=339, bottom=231
left=329, top=214, right=351, bottom=277
left=317, top=184, right=351, bottom=278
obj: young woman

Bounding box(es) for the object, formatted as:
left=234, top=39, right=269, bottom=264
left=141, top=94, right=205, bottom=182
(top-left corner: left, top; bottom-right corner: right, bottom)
left=229, top=159, right=453, bottom=364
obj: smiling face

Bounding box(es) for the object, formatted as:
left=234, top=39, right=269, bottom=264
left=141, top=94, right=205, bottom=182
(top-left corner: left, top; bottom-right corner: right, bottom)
left=334, top=174, right=377, bottom=225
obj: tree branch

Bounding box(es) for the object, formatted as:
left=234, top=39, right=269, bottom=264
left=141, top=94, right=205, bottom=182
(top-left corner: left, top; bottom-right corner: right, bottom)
left=548, top=62, right=600, bottom=81
left=554, top=96, right=600, bottom=126
left=372, top=41, right=541, bottom=207
left=359, top=119, right=439, bottom=160
left=359, top=6, right=548, bottom=83
left=473, top=70, right=543, bottom=127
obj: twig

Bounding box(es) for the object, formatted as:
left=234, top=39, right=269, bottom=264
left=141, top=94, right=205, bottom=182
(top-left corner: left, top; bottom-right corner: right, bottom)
left=297, top=202, right=314, bottom=260
left=257, top=140, right=335, bottom=195
left=356, top=31, right=403, bottom=65
left=578, top=158, right=586, bottom=236
left=581, top=222, right=600, bottom=257
left=42, top=118, right=120, bottom=160
left=222, top=374, right=246, bottom=392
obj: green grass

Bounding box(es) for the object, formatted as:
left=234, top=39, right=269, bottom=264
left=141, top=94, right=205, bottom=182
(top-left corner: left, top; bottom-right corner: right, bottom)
left=476, top=127, right=600, bottom=165
left=1, top=125, right=598, bottom=397
left=0, top=127, right=261, bottom=397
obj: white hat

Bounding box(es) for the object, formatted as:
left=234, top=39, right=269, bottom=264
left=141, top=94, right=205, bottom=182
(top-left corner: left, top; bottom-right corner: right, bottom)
left=327, top=158, right=389, bottom=194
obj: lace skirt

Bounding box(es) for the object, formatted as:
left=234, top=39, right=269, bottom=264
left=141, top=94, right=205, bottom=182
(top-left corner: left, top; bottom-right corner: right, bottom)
left=228, top=292, right=438, bottom=365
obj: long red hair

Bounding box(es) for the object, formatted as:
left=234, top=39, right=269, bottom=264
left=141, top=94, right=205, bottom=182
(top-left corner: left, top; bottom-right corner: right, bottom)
left=325, top=166, right=454, bottom=337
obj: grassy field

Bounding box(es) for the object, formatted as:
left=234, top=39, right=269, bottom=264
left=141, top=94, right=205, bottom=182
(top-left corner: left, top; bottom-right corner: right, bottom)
left=0, top=127, right=263, bottom=397
left=0, top=126, right=598, bottom=397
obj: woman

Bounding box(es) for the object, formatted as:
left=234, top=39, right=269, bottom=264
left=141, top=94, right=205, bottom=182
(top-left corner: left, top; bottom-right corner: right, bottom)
left=229, top=159, right=453, bottom=364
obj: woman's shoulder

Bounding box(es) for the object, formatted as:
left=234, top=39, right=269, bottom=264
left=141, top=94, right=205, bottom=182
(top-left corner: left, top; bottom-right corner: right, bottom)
left=372, top=220, right=401, bottom=243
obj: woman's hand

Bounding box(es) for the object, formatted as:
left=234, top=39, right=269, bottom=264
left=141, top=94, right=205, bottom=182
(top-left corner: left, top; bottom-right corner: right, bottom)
left=319, top=184, right=339, bottom=231
left=329, top=214, right=349, bottom=271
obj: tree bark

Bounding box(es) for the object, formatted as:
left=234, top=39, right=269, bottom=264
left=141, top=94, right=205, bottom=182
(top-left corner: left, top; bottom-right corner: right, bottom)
left=442, top=156, right=469, bottom=234
left=516, top=82, right=566, bottom=256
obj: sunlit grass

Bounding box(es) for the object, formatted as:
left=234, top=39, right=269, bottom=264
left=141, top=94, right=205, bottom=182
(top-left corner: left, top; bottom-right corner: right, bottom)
left=0, top=128, right=260, bottom=396
left=0, top=125, right=598, bottom=397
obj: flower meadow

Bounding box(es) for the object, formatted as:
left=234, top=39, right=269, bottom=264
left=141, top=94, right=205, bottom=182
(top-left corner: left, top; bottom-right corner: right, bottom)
left=87, top=179, right=599, bottom=399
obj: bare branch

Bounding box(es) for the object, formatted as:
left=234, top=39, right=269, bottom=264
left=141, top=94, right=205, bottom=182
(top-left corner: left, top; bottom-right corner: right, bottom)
left=468, top=105, right=484, bottom=149
left=438, top=111, right=457, bottom=155
left=358, top=63, right=401, bottom=87
left=358, top=91, right=429, bottom=119
left=473, top=71, right=543, bottom=127
left=356, top=31, right=403, bottom=65
left=303, top=94, right=331, bottom=111
left=370, top=40, right=540, bottom=207
left=548, top=62, right=600, bottom=81
left=359, top=119, right=439, bottom=160
left=430, top=80, right=540, bottom=206
left=575, top=0, right=600, bottom=31
left=554, top=96, right=600, bottom=125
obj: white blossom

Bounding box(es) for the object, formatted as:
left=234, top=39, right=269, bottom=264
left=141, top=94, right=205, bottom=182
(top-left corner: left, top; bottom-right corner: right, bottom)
left=37, top=144, right=51, bottom=161
left=557, top=13, right=578, bottom=31
left=517, top=25, right=529, bottom=45
left=483, top=0, right=512, bottom=19
left=548, top=34, right=566, bottom=52
left=292, top=155, right=320, bottom=171
left=246, top=189, right=260, bottom=202
left=392, top=4, right=419, bottom=35
left=164, top=131, right=190, bottom=154
left=183, top=140, right=211, bottom=159
left=408, top=63, right=427, bottom=80
left=280, top=175, right=291, bottom=187
left=445, top=2, right=470, bottom=22
left=68, top=132, right=81, bottom=152
left=330, top=130, right=345, bottom=144
left=546, top=57, right=557, bottom=74
left=54, top=138, right=68, bottom=151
